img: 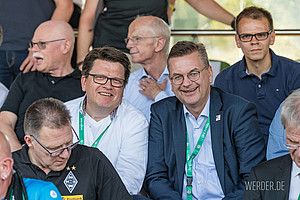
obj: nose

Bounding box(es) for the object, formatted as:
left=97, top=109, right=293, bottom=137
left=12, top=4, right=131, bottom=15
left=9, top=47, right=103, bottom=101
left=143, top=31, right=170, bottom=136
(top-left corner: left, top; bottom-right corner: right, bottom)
left=59, top=148, right=70, bottom=159
left=31, top=43, right=39, bottom=52
left=126, top=38, right=133, bottom=49
left=250, top=35, right=259, bottom=43
left=181, top=74, right=193, bottom=86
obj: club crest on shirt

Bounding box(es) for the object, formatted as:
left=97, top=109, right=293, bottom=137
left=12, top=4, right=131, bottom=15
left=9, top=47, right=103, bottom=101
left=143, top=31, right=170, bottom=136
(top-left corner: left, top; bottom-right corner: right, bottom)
left=64, top=170, right=78, bottom=193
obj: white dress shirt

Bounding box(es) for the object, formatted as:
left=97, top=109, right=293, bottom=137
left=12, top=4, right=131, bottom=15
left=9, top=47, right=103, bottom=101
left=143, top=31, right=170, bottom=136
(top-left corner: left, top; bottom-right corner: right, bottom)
left=289, top=161, right=300, bottom=200
left=182, top=97, right=224, bottom=200
left=65, top=96, right=149, bottom=194
left=123, top=66, right=174, bottom=121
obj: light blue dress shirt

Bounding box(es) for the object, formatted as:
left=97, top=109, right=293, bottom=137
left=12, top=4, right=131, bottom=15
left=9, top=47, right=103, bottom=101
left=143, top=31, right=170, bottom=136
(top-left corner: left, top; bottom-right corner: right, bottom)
left=182, top=97, right=224, bottom=200
left=123, top=66, right=174, bottom=121
left=267, top=102, right=289, bottom=160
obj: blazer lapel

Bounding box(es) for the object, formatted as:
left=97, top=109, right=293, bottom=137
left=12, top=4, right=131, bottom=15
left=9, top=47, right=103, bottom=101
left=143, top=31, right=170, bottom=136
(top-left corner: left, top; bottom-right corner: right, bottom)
left=275, top=155, right=292, bottom=200
left=172, top=99, right=187, bottom=194
left=210, top=87, right=225, bottom=193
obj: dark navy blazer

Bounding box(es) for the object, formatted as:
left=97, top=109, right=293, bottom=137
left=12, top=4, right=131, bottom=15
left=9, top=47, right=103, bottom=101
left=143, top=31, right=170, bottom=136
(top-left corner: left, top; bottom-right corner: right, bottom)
left=145, top=87, right=265, bottom=200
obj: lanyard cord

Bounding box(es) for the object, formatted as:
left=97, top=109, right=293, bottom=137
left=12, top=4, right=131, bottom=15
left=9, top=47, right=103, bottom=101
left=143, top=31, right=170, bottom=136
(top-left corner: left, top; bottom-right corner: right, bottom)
left=78, top=102, right=112, bottom=147
left=186, top=116, right=210, bottom=200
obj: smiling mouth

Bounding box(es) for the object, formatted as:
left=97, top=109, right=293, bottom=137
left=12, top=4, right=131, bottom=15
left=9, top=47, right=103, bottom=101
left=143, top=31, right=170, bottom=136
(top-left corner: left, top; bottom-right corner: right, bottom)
left=181, top=87, right=198, bottom=93
left=99, top=92, right=112, bottom=96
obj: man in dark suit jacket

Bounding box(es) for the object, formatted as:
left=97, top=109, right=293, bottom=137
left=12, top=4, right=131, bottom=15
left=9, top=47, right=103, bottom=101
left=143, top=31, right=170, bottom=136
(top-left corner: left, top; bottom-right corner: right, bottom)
left=145, top=41, right=265, bottom=200
left=244, top=90, right=300, bottom=200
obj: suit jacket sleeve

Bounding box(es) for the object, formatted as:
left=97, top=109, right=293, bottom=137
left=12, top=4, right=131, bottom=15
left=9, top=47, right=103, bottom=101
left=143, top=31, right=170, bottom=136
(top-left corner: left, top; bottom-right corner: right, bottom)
left=221, top=100, right=265, bottom=199
left=145, top=103, right=182, bottom=200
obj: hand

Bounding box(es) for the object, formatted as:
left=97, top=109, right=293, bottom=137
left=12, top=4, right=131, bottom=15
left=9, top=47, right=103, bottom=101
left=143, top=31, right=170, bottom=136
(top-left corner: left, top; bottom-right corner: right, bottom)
left=19, top=50, right=36, bottom=73
left=139, top=78, right=168, bottom=101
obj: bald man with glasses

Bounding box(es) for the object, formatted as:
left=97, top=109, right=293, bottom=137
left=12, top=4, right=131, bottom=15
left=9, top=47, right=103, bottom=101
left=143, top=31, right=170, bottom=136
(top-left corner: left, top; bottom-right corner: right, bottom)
left=215, top=6, right=300, bottom=145
left=13, top=98, right=132, bottom=199
left=0, top=20, right=84, bottom=152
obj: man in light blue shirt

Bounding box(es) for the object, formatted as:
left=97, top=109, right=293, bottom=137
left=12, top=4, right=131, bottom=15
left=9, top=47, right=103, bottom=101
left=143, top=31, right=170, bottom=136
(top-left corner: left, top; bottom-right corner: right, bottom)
left=123, top=16, right=174, bottom=121
left=267, top=102, right=290, bottom=160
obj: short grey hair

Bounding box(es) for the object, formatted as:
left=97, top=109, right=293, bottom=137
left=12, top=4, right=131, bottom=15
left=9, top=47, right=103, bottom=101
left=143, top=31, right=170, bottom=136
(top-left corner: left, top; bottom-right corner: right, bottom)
left=281, top=89, right=300, bottom=130
left=167, top=41, right=209, bottom=71
left=24, top=98, right=71, bottom=137
left=149, top=17, right=170, bottom=52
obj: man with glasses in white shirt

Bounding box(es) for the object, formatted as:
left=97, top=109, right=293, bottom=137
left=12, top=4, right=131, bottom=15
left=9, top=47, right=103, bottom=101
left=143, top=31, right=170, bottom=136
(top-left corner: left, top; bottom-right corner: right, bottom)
left=244, top=89, right=300, bottom=200
left=65, top=46, right=148, bottom=195
left=13, top=98, right=132, bottom=199
left=214, top=6, right=300, bottom=145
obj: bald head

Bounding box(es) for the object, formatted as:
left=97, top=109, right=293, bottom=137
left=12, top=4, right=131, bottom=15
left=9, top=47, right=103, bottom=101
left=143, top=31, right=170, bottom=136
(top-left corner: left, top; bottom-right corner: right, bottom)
left=0, top=132, right=11, bottom=160
left=35, top=20, right=75, bottom=52
left=129, top=16, right=170, bottom=52
left=36, top=20, right=75, bottom=44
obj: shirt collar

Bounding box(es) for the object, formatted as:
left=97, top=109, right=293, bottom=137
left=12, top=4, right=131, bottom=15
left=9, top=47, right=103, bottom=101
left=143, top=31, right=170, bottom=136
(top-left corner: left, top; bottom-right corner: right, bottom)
left=139, top=65, right=169, bottom=81
left=80, top=95, right=118, bottom=120
left=183, top=96, right=210, bottom=123
left=238, top=49, right=276, bottom=78
left=291, top=161, right=300, bottom=178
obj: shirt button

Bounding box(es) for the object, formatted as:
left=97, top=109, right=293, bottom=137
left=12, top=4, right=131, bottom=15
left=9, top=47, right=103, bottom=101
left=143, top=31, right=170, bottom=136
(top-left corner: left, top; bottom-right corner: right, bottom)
left=258, top=84, right=261, bottom=88
left=51, top=80, right=55, bottom=84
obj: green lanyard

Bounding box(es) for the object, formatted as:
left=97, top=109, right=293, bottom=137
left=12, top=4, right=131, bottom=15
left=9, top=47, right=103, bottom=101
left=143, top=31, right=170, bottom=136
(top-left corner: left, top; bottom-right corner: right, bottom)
left=186, top=116, right=210, bottom=200
left=9, top=189, right=25, bottom=200
left=79, top=102, right=112, bottom=148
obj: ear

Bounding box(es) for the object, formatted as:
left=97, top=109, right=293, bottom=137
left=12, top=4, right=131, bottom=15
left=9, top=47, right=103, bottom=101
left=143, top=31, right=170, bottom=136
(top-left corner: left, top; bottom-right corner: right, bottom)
left=154, top=37, right=166, bottom=52
left=81, top=75, right=87, bottom=92
left=24, top=135, right=34, bottom=148
left=235, top=34, right=241, bottom=48
left=270, top=31, right=276, bottom=45
left=61, top=39, right=72, bottom=55
left=0, top=157, right=13, bottom=180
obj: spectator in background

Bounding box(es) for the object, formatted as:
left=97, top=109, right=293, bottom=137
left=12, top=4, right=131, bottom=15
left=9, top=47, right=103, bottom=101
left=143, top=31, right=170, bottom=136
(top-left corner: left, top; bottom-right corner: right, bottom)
left=214, top=6, right=300, bottom=144
left=0, top=20, right=84, bottom=152
left=123, top=16, right=174, bottom=121
left=76, top=0, right=235, bottom=70
left=13, top=98, right=132, bottom=199
left=65, top=47, right=148, bottom=195
left=0, top=0, right=73, bottom=89
left=0, top=131, right=62, bottom=200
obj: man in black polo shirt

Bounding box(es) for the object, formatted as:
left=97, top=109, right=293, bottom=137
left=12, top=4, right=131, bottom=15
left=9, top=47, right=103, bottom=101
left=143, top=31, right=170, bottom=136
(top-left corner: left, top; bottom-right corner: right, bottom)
left=13, top=98, right=132, bottom=200
left=0, top=20, right=84, bottom=152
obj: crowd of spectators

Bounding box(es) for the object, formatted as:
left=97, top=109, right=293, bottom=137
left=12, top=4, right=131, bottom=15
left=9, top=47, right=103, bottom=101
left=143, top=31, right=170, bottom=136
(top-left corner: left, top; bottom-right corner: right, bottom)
left=1, top=2, right=300, bottom=200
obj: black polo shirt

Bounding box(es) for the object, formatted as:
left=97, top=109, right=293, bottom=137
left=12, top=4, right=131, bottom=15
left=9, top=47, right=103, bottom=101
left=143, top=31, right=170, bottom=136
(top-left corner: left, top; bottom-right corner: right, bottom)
left=13, top=145, right=132, bottom=200
left=1, top=68, right=84, bottom=143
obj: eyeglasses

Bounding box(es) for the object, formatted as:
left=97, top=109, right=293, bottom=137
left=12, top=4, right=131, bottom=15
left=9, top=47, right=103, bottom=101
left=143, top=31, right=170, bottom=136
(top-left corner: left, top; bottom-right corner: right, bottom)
left=284, top=143, right=300, bottom=150
left=238, top=30, right=272, bottom=42
left=30, top=127, right=79, bottom=157
left=29, top=38, right=66, bottom=50
left=170, top=67, right=207, bottom=85
left=124, top=36, right=159, bottom=44
left=88, top=73, right=125, bottom=88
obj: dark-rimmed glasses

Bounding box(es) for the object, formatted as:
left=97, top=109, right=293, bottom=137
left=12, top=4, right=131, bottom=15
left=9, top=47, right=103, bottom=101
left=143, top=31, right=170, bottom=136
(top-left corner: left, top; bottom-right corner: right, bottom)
left=170, top=67, right=208, bottom=85
left=30, top=127, right=79, bottom=157
left=238, top=30, right=272, bottom=42
left=29, top=38, right=65, bottom=50
left=124, top=36, right=159, bottom=44
left=88, top=73, right=125, bottom=88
